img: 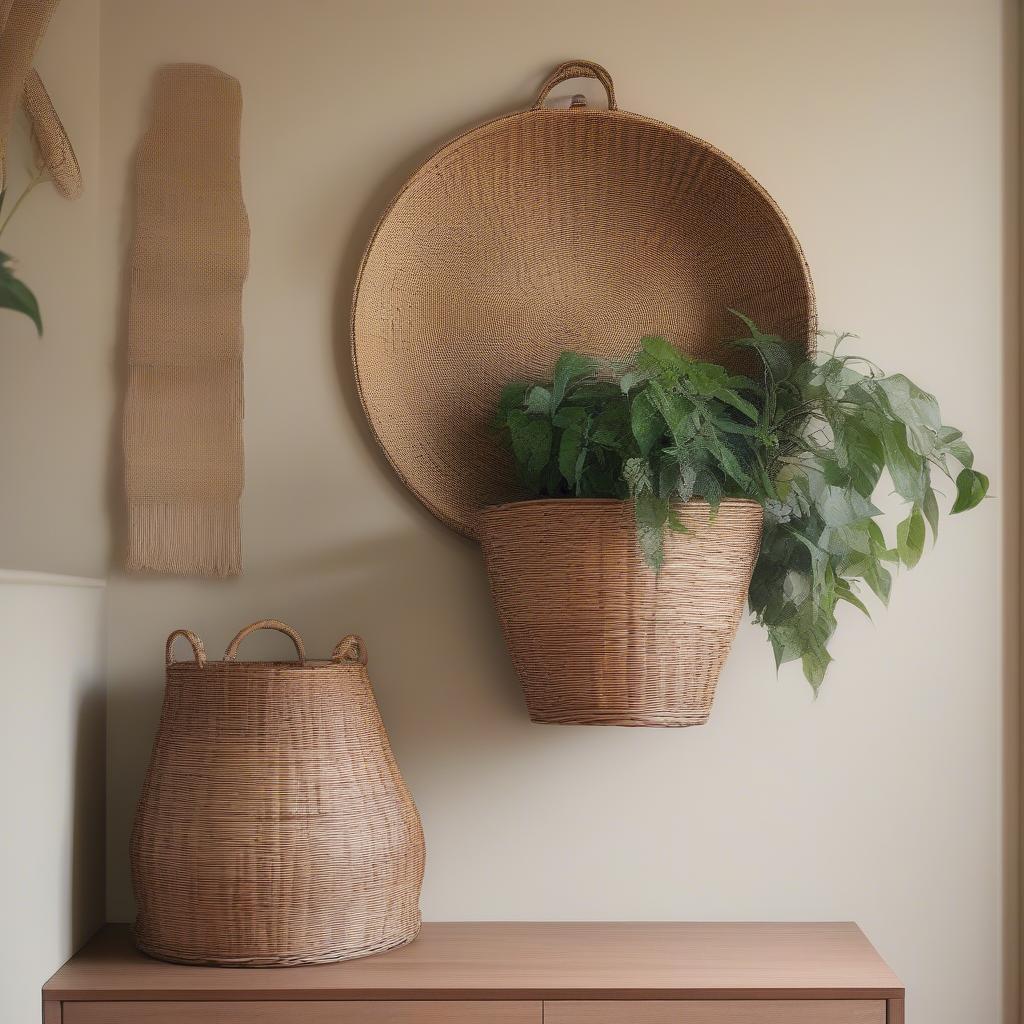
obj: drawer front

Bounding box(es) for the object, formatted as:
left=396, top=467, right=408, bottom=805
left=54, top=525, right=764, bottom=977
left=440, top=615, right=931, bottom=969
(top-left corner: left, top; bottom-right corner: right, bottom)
left=544, top=1001, right=886, bottom=1024
left=64, top=1002, right=543, bottom=1024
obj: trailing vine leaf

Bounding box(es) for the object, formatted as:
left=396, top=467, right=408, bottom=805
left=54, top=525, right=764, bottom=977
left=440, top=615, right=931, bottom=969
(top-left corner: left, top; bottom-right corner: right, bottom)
left=951, top=468, right=989, bottom=514
left=492, top=313, right=988, bottom=689
left=896, top=506, right=926, bottom=569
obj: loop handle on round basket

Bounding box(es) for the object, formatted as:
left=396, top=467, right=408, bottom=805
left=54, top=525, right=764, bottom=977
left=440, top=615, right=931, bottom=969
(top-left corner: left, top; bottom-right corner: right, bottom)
left=224, top=619, right=306, bottom=664
left=331, top=634, right=368, bottom=667
left=532, top=59, right=616, bottom=111
left=165, top=629, right=207, bottom=668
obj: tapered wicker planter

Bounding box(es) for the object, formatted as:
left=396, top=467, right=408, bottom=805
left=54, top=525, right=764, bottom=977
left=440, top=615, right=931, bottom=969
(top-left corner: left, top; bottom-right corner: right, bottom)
left=479, top=499, right=764, bottom=727
left=131, top=620, right=424, bottom=966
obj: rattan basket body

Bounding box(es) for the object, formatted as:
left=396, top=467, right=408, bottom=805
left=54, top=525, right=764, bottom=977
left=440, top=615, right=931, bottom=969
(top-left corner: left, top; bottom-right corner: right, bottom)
left=131, top=621, right=424, bottom=966
left=352, top=60, right=814, bottom=538
left=479, top=499, right=764, bottom=727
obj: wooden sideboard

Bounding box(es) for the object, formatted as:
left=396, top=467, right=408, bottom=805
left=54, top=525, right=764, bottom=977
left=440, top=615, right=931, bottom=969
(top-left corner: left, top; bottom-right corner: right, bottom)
left=42, top=922, right=904, bottom=1023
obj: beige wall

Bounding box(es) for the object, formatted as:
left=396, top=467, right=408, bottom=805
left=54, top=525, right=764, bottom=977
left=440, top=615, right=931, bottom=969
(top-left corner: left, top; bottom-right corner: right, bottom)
left=0, top=571, right=106, bottom=1024
left=0, top=1, right=1006, bottom=1023
left=0, top=4, right=108, bottom=1018
left=0, top=0, right=106, bottom=577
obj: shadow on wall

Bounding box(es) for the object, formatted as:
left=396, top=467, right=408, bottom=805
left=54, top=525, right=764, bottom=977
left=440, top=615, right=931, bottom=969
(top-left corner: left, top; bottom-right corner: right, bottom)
left=72, top=684, right=107, bottom=949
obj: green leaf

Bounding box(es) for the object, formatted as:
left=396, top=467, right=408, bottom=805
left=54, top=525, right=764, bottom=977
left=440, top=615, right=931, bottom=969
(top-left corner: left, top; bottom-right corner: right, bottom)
left=557, top=409, right=588, bottom=488
left=936, top=425, right=974, bottom=470
left=524, top=385, right=552, bottom=416
left=666, top=506, right=689, bottom=533
left=728, top=308, right=767, bottom=339
left=619, top=368, right=654, bottom=394
left=551, top=352, right=598, bottom=410
left=817, top=484, right=879, bottom=528
left=951, top=468, right=989, bottom=513
left=801, top=646, right=833, bottom=692
left=630, top=390, right=663, bottom=456
left=782, top=569, right=811, bottom=606
left=648, top=381, right=695, bottom=446
left=881, top=421, right=926, bottom=502
left=715, top=387, right=759, bottom=423
left=640, top=335, right=686, bottom=371
left=0, top=254, right=42, bottom=335
left=876, top=374, right=943, bottom=455
left=896, top=505, right=926, bottom=569
left=922, top=486, right=939, bottom=542
left=623, top=456, right=654, bottom=496
left=506, top=410, right=552, bottom=487
left=843, top=552, right=892, bottom=605
left=634, top=490, right=668, bottom=571
left=836, top=580, right=871, bottom=618
left=497, top=381, right=529, bottom=412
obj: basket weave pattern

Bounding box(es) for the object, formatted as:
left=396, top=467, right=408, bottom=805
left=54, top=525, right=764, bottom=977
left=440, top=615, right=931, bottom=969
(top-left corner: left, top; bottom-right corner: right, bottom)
left=479, top=500, right=764, bottom=727
left=131, top=621, right=424, bottom=966
left=353, top=60, right=814, bottom=538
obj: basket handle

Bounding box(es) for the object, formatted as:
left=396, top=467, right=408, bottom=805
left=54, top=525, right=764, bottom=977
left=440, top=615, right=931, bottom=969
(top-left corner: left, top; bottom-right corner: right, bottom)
left=165, top=629, right=207, bottom=668
left=532, top=59, right=616, bottom=111
left=224, top=619, right=306, bottom=664
left=331, top=634, right=368, bottom=667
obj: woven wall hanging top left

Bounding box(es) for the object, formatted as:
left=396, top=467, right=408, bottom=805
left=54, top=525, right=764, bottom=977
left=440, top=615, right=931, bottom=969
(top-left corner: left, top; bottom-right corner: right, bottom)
left=123, top=64, right=249, bottom=577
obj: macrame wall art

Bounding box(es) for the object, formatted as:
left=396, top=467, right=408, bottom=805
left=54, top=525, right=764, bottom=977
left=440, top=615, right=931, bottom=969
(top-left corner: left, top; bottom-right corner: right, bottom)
left=123, top=64, right=249, bottom=577
left=0, top=0, right=82, bottom=199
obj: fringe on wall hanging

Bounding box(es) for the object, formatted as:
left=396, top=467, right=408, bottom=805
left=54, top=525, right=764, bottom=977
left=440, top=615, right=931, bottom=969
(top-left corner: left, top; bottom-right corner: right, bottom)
left=123, top=64, right=249, bottom=577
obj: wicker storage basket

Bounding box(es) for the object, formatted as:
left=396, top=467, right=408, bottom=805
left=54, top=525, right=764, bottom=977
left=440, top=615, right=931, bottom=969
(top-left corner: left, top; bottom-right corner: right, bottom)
left=130, top=620, right=424, bottom=966
left=352, top=59, right=814, bottom=538
left=479, top=500, right=764, bottom=727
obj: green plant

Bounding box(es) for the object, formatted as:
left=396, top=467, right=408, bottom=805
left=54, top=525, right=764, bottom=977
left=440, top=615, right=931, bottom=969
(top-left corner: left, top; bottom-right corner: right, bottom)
left=0, top=166, right=48, bottom=335
left=493, top=314, right=988, bottom=688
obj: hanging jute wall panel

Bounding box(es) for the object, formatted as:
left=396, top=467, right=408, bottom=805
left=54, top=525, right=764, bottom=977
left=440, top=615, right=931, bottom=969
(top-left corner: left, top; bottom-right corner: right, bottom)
left=124, top=64, right=249, bottom=577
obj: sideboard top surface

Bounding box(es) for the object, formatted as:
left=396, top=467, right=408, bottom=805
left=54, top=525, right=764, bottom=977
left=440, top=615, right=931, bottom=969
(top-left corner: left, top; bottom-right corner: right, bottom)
left=44, top=923, right=903, bottom=1002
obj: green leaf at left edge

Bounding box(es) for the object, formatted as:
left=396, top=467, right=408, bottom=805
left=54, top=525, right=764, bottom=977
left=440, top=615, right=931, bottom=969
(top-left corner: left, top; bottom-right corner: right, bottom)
left=951, top=468, right=989, bottom=514
left=896, top=505, right=926, bottom=569
left=0, top=256, right=42, bottom=335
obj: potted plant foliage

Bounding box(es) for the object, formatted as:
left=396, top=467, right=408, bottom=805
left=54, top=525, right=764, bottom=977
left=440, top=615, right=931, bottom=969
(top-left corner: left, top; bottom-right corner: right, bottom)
left=481, top=313, right=987, bottom=727
left=0, top=183, right=44, bottom=334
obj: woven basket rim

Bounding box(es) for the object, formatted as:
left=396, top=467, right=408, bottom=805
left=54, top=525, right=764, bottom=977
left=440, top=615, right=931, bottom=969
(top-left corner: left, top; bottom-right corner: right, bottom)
left=166, top=659, right=366, bottom=671
left=351, top=90, right=815, bottom=541
left=481, top=496, right=764, bottom=515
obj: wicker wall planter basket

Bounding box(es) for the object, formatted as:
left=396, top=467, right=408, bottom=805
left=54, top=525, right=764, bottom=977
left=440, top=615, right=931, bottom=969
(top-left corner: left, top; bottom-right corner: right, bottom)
left=352, top=59, right=814, bottom=537
left=130, top=620, right=424, bottom=967
left=479, top=500, right=764, bottom=727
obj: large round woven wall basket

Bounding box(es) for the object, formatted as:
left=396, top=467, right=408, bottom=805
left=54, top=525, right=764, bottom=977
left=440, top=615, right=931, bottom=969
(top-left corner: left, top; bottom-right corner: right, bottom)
left=479, top=499, right=764, bottom=727
left=352, top=59, right=814, bottom=537
left=130, top=621, right=425, bottom=966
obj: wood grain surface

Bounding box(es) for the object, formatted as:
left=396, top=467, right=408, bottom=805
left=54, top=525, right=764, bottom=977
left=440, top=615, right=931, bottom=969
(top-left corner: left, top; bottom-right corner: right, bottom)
left=545, top=999, right=885, bottom=1023
left=63, top=1000, right=541, bottom=1023
left=44, top=923, right=903, bottom=1002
